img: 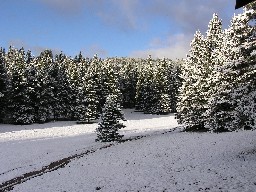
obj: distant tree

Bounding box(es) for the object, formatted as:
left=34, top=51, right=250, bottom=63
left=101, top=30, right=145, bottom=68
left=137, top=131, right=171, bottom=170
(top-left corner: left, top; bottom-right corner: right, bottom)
left=76, top=77, right=99, bottom=124
left=0, top=44, right=184, bottom=124
left=87, top=55, right=105, bottom=115
left=103, top=60, right=121, bottom=96
left=119, top=58, right=138, bottom=108
left=0, top=48, right=7, bottom=122
left=153, top=58, right=172, bottom=114
left=167, top=60, right=182, bottom=112
left=65, top=56, right=80, bottom=119
left=96, top=94, right=125, bottom=142
left=154, top=94, right=171, bottom=114
left=7, top=48, right=35, bottom=124
left=135, top=59, right=147, bottom=112
left=53, top=53, right=73, bottom=120
left=33, top=50, right=55, bottom=123
left=84, top=78, right=99, bottom=123
left=135, top=56, right=155, bottom=113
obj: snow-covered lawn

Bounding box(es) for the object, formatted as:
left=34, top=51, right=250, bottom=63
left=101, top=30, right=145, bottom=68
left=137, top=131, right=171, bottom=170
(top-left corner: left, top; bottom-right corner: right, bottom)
left=1, top=109, right=256, bottom=192
left=0, top=109, right=178, bottom=185
left=12, top=130, right=256, bottom=192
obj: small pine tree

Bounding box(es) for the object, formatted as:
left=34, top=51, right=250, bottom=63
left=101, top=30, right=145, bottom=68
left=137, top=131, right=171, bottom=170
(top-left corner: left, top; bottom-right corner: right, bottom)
left=96, top=94, right=125, bottom=142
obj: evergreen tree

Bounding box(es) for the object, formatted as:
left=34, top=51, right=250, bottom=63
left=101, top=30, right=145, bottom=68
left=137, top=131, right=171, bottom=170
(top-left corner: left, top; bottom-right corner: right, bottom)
left=0, top=44, right=183, bottom=124
left=116, top=58, right=138, bottom=108
left=155, top=94, right=171, bottom=114
left=76, top=78, right=98, bottom=124
left=176, top=31, right=208, bottom=130
left=205, top=7, right=256, bottom=131
left=104, top=67, right=122, bottom=101
left=33, top=50, right=55, bottom=123
left=65, top=56, right=81, bottom=120
left=167, top=60, right=182, bottom=112
left=153, top=58, right=172, bottom=114
left=83, top=78, right=99, bottom=123
left=119, top=58, right=138, bottom=108
left=7, top=48, right=35, bottom=124
left=177, top=14, right=223, bottom=130
left=73, top=54, right=100, bottom=121
left=75, top=85, right=88, bottom=122
left=53, top=53, right=73, bottom=120
left=87, top=54, right=104, bottom=115
left=135, top=56, right=155, bottom=113
left=0, top=48, right=7, bottom=122
left=96, top=94, right=125, bottom=142
left=135, top=59, right=147, bottom=111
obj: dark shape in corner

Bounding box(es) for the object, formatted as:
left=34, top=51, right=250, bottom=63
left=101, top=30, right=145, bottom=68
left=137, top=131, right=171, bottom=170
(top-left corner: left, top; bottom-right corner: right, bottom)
left=235, top=0, right=255, bottom=9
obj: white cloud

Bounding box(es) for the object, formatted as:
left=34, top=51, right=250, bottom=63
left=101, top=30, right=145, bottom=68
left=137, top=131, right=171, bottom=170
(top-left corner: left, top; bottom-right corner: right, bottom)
left=146, top=0, right=232, bottom=33
left=38, top=0, right=236, bottom=32
left=91, top=0, right=141, bottom=31
left=131, top=34, right=191, bottom=59
left=34, top=0, right=240, bottom=59
left=129, top=0, right=238, bottom=59
left=39, top=0, right=140, bottom=30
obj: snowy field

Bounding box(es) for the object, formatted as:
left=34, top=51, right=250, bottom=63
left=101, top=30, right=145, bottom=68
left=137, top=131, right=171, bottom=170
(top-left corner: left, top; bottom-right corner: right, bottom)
left=1, top=109, right=256, bottom=192
left=0, top=109, right=178, bottom=185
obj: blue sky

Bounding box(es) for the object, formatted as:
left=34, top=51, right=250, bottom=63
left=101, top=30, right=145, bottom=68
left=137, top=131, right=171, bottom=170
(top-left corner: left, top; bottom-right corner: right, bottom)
left=0, top=0, right=241, bottom=59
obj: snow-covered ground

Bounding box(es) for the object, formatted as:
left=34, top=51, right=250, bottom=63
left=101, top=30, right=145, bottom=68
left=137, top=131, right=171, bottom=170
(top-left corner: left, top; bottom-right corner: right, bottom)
left=1, top=109, right=256, bottom=192
left=0, top=109, right=178, bottom=185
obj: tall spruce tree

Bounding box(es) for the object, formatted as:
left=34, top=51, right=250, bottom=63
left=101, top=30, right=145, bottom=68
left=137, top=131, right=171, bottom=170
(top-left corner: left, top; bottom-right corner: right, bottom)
left=176, top=31, right=208, bottom=130
left=177, top=14, right=223, bottom=131
left=205, top=6, right=256, bottom=131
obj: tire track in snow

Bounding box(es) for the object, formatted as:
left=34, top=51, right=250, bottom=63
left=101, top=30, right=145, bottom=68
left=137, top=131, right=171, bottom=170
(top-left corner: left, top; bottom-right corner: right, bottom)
left=0, top=143, right=114, bottom=192
left=0, top=127, right=182, bottom=191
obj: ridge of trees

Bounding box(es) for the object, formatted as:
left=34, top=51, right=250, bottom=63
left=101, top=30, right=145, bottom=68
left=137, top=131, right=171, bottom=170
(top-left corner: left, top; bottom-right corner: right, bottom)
left=0, top=49, right=181, bottom=125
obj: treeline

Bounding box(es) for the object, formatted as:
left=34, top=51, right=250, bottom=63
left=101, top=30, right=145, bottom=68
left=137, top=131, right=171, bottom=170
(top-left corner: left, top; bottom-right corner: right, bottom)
left=0, top=48, right=181, bottom=125
left=176, top=5, right=256, bottom=132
